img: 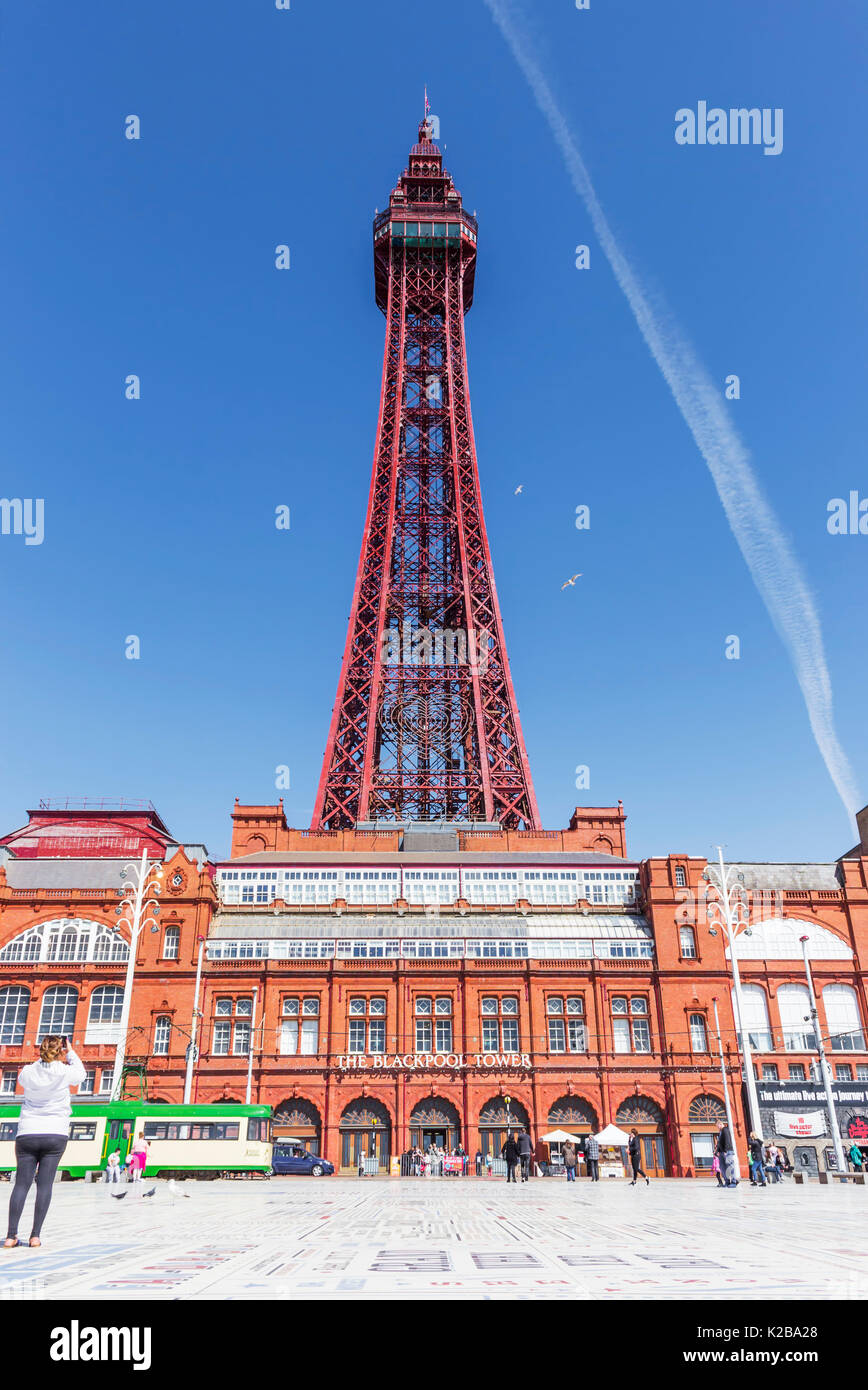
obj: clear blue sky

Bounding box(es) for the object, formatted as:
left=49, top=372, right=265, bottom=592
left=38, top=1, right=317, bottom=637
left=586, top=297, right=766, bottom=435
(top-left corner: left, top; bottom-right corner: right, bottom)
left=1, top=1, right=865, bottom=863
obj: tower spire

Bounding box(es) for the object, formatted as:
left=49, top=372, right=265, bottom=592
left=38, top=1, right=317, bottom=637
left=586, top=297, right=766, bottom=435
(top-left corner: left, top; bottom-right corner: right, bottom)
left=312, top=126, right=539, bottom=830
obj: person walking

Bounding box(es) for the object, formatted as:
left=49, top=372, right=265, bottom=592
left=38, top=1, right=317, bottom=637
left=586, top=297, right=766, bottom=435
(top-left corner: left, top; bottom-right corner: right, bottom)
left=128, top=1131, right=149, bottom=1185
left=766, top=1144, right=781, bottom=1184
left=748, top=1132, right=767, bottom=1187
left=4, top=1035, right=86, bottom=1249
left=475, top=1149, right=482, bottom=1176
left=628, top=1129, right=650, bottom=1186
left=516, top=1128, right=533, bottom=1183
left=711, top=1152, right=725, bottom=1188
left=849, top=1141, right=863, bottom=1173
left=562, top=1139, right=577, bottom=1183
left=585, top=1133, right=600, bottom=1182
left=105, top=1148, right=123, bottom=1184
left=715, top=1121, right=738, bottom=1187
left=358, top=1146, right=366, bottom=1178
left=501, top=1132, right=519, bottom=1184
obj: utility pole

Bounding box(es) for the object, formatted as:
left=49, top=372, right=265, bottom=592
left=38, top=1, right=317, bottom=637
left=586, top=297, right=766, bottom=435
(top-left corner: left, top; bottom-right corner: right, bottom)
left=711, top=997, right=741, bottom=1180
left=246, top=986, right=259, bottom=1106
left=800, top=935, right=847, bottom=1178
left=183, top=936, right=205, bottom=1105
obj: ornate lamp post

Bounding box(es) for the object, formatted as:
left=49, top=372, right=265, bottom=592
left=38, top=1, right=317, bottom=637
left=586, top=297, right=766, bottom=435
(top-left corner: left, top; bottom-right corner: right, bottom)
left=111, top=850, right=163, bottom=1101
left=703, top=847, right=762, bottom=1135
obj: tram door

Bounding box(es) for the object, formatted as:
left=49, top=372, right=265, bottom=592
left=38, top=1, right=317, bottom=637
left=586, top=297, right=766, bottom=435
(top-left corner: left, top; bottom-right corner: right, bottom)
left=101, top=1119, right=134, bottom=1165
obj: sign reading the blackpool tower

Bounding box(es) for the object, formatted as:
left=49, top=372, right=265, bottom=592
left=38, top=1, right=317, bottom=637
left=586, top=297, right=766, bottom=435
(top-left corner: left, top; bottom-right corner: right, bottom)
left=337, top=1051, right=532, bottom=1072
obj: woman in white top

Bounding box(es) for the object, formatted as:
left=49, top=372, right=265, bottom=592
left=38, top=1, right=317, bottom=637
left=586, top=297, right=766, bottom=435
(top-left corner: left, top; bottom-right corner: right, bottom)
left=4, top=1034, right=86, bottom=1248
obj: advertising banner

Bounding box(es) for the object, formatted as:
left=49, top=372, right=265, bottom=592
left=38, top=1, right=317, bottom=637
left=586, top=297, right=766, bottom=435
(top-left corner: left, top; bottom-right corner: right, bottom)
left=773, top=1110, right=827, bottom=1138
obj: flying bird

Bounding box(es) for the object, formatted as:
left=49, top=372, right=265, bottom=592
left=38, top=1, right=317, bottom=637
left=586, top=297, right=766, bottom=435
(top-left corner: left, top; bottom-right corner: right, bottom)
left=514, top=485, right=523, bottom=494
left=561, top=574, right=582, bottom=589
left=109, top=1190, right=127, bottom=1200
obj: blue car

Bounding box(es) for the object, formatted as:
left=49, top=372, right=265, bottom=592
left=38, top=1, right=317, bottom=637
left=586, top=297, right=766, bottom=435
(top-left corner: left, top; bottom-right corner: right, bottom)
left=271, top=1143, right=334, bottom=1177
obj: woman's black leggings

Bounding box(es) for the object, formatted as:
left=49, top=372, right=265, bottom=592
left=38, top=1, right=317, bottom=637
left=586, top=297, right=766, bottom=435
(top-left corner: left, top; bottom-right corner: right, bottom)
left=631, top=1156, right=647, bottom=1180
left=7, top=1134, right=67, bottom=1239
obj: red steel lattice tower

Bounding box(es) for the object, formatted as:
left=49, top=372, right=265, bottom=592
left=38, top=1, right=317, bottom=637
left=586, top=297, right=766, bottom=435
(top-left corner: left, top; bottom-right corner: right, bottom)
left=313, top=118, right=540, bottom=830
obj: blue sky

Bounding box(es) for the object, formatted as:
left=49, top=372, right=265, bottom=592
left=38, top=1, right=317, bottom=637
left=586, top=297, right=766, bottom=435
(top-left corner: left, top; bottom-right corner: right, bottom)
left=1, top=1, right=865, bottom=863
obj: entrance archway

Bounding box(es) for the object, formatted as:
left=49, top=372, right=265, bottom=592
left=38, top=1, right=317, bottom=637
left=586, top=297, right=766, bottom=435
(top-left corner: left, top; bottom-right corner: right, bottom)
left=616, top=1095, right=667, bottom=1176
left=478, top=1096, right=530, bottom=1161
left=273, top=1097, right=322, bottom=1154
left=409, top=1097, right=461, bottom=1154
left=687, top=1093, right=727, bottom=1174
left=339, top=1098, right=391, bottom=1173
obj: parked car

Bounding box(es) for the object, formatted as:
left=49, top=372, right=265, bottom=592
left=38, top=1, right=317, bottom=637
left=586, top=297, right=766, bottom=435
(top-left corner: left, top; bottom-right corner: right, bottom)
left=271, top=1143, right=334, bottom=1177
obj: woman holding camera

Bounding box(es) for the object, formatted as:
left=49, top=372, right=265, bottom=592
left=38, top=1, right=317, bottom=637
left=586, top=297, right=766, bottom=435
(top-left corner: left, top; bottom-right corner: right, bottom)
left=4, top=1035, right=86, bottom=1248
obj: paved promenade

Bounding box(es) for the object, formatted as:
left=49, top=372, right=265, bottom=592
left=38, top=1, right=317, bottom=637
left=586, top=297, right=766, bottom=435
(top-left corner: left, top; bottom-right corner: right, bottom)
left=0, top=1175, right=865, bottom=1300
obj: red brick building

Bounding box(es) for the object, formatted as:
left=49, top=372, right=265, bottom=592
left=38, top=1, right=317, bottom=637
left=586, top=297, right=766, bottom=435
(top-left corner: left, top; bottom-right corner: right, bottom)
left=3, top=797, right=868, bottom=1176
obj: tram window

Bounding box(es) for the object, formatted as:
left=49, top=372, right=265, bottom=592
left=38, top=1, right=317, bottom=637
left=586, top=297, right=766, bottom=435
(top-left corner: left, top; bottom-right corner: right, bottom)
left=69, top=1123, right=96, bottom=1141
left=144, top=1121, right=241, bottom=1142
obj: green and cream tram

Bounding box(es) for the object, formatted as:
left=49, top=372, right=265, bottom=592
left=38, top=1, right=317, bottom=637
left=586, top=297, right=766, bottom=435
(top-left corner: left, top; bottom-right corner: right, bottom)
left=0, top=1102, right=272, bottom=1180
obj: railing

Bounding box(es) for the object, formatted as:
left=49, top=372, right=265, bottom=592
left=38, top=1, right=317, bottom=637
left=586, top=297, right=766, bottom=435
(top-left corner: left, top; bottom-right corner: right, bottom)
left=9, top=888, right=110, bottom=898
left=37, top=797, right=156, bottom=812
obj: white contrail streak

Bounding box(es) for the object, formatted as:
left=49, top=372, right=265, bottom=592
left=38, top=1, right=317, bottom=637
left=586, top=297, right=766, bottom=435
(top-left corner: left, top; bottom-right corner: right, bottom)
left=482, top=0, right=861, bottom=832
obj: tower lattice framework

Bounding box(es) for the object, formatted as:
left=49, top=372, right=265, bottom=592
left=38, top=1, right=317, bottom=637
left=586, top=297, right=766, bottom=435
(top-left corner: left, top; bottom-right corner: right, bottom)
left=313, top=120, right=539, bottom=830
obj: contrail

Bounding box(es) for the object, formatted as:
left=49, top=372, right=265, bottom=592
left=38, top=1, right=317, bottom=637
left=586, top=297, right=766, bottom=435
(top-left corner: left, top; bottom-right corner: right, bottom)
left=482, top=0, right=861, bottom=833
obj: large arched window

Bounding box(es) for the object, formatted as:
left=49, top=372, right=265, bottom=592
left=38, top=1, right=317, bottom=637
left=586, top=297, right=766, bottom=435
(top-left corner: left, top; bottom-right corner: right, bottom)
left=0, top=986, right=30, bottom=1046
left=85, top=986, right=125, bottom=1045
left=823, top=985, right=865, bottom=1052
left=687, top=1094, right=726, bottom=1125
left=37, top=986, right=78, bottom=1040
left=732, top=984, right=772, bottom=1051
left=0, top=919, right=128, bottom=965
left=776, top=984, right=813, bottom=1052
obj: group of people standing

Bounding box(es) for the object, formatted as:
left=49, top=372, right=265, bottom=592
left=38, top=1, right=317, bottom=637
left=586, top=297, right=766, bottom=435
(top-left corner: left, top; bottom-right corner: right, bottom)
left=557, top=1130, right=649, bottom=1186
left=713, top=1122, right=789, bottom=1187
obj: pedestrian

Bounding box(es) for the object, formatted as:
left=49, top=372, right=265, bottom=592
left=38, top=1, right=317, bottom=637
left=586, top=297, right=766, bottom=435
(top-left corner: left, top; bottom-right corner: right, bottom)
left=715, top=1121, right=738, bottom=1187
left=358, top=1147, right=366, bottom=1178
left=562, top=1139, right=577, bottom=1183
left=501, top=1132, right=519, bottom=1183
left=628, top=1129, right=650, bottom=1186
left=105, top=1148, right=123, bottom=1184
left=585, top=1133, right=600, bottom=1182
left=748, top=1132, right=767, bottom=1187
left=475, top=1149, right=482, bottom=1176
left=766, top=1143, right=781, bottom=1184
left=128, top=1131, right=149, bottom=1184
left=849, top=1141, right=863, bottom=1173
left=516, top=1127, right=533, bottom=1183
left=711, top=1153, right=725, bottom=1188
left=775, top=1149, right=786, bottom=1180
left=4, top=1035, right=86, bottom=1249
left=485, top=1150, right=493, bottom=1177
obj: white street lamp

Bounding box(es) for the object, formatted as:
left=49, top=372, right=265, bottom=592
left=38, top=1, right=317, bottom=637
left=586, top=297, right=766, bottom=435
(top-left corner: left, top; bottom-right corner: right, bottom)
left=183, top=935, right=206, bottom=1105
left=711, top=996, right=741, bottom=1181
left=799, top=935, right=847, bottom=1178
left=110, top=849, right=163, bottom=1101
left=703, top=847, right=762, bottom=1136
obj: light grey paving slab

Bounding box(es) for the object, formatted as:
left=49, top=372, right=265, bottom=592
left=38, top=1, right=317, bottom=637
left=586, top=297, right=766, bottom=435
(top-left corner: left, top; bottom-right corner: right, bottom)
left=0, top=1176, right=865, bottom=1300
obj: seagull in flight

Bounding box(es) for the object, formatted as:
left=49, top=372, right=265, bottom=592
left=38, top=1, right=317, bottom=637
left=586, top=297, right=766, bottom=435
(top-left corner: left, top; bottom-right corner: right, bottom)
left=561, top=574, right=582, bottom=589
left=514, top=485, right=523, bottom=494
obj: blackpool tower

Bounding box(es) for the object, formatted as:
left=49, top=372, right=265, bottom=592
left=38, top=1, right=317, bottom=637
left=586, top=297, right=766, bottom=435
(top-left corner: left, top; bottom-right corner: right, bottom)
left=313, top=117, right=540, bottom=831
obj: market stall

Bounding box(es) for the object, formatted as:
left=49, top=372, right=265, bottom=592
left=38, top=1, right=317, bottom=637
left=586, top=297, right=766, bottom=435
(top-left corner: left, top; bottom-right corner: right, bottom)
left=541, top=1128, right=583, bottom=1175
left=594, top=1123, right=631, bottom=1178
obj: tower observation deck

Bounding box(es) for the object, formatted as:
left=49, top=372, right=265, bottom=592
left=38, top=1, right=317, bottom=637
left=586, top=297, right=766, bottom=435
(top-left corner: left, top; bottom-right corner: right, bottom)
left=312, top=119, right=539, bottom=831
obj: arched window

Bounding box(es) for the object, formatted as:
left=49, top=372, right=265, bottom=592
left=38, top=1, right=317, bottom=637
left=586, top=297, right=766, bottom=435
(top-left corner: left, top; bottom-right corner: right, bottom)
left=689, top=1013, right=708, bottom=1052
left=85, top=986, right=125, bottom=1045
left=547, top=1096, right=598, bottom=1131
left=776, top=984, right=813, bottom=1052
left=37, top=986, right=78, bottom=1040
left=687, top=1094, right=726, bottom=1124
left=153, top=1016, right=171, bottom=1056
left=0, top=920, right=128, bottom=964
left=0, top=986, right=30, bottom=1045
left=680, top=926, right=697, bottom=959
left=823, top=985, right=865, bottom=1052
left=732, top=984, right=772, bottom=1051
left=616, top=1096, right=663, bottom=1126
